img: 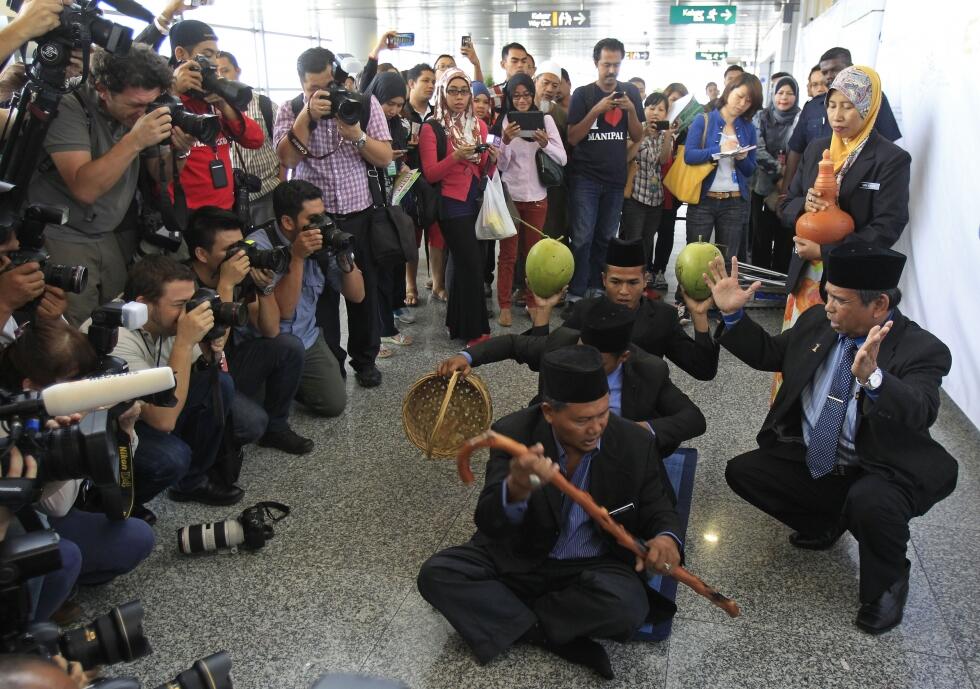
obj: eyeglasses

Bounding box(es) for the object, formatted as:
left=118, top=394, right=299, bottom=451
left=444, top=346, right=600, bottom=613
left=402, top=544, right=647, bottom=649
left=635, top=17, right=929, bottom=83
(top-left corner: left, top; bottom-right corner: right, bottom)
left=511, top=93, right=533, bottom=101
left=446, top=88, right=471, bottom=97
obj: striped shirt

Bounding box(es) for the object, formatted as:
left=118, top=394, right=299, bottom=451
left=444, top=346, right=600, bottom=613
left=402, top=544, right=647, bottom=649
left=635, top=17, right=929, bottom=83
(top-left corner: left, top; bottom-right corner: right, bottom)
left=231, top=94, right=282, bottom=201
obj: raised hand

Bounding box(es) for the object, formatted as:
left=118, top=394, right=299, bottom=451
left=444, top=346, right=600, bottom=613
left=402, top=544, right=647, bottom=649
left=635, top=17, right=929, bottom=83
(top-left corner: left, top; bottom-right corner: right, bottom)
left=853, top=320, right=892, bottom=384
left=703, top=256, right=761, bottom=315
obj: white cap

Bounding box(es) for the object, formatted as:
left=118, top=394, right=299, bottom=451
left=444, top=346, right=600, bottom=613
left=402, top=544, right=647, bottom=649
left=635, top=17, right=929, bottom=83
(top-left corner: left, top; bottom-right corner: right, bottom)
left=535, top=60, right=563, bottom=80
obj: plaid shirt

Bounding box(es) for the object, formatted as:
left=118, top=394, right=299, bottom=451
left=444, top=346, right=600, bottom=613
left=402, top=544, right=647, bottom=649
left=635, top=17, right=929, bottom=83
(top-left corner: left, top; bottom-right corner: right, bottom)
left=630, top=134, right=665, bottom=207
left=274, top=94, right=392, bottom=214
left=232, top=95, right=282, bottom=201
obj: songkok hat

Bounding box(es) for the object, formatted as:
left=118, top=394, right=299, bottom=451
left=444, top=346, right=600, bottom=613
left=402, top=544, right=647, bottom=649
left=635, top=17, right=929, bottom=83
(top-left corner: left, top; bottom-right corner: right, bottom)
left=825, top=241, right=905, bottom=290
left=605, top=238, right=645, bottom=268
left=581, top=300, right=635, bottom=354
left=170, top=20, right=217, bottom=52
left=541, top=345, right=609, bottom=404
left=536, top=60, right=563, bottom=80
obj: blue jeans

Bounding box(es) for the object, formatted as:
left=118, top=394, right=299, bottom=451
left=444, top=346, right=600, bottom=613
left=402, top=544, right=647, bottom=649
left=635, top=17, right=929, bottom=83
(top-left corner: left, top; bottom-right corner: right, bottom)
left=685, top=196, right=747, bottom=262
left=229, top=333, right=305, bottom=435
left=569, top=174, right=625, bottom=297
left=133, top=368, right=234, bottom=504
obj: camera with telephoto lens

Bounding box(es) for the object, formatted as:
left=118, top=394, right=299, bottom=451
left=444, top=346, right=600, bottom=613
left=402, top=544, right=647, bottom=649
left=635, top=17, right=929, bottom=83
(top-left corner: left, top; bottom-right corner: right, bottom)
left=6, top=249, right=87, bottom=294
left=319, top=83, right=363, bottom=126
left=147, top=94, right=220, bottom=146
left=177, top=501, right=289, bottom=554
left=184, top=288, right=247, bottom=342
left=225, top=239, right=289, bottom=274
left=192, top=55, right=253, bottom=111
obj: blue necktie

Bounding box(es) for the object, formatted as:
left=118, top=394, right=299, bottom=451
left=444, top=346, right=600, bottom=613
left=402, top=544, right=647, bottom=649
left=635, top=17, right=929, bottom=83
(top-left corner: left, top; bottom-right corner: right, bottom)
left=805, top=338, right=858, bottom=478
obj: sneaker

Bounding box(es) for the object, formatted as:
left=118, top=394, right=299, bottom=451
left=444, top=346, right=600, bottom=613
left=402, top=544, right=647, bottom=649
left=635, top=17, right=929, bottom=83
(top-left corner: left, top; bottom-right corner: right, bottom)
left=169, top=480, right=244, bottom=507
left=258, top=427, right=314, bottom=455
left=381, top=332, right=414, bottom=346
left=394, top=308, right=416, bottom=324
left=652, top=270, right=669, bottom=290
left=355, top=366, right=383, bottom=388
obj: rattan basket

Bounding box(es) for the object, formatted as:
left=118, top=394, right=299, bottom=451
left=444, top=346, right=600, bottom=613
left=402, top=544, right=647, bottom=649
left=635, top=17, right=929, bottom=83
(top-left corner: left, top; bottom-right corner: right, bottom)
left=402, top=371, right=493, bottom=458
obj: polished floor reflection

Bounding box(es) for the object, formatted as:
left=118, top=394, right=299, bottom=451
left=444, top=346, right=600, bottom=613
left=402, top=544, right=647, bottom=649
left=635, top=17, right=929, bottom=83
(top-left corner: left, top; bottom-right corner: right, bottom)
left=77, top=234, right=980, bottom=689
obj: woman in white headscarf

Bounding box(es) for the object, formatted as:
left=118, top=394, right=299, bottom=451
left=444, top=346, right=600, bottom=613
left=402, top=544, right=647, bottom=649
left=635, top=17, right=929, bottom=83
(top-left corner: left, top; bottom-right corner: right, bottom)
left=419, top=68, right=499, bottom=346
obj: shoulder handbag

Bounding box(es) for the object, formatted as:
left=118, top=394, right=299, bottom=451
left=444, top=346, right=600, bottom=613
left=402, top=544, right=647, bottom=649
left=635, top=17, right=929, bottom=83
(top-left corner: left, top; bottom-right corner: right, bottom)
left=535, top=148, right=565, bottom=188
left=367, top=166, right=419, bottom=269
left=663, top=113, right=714, bottom=204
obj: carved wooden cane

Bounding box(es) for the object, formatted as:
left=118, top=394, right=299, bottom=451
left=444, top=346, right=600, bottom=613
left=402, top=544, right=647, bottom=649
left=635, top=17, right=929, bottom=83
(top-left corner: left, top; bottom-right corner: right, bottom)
left=458, top=430, right=741, bottom=618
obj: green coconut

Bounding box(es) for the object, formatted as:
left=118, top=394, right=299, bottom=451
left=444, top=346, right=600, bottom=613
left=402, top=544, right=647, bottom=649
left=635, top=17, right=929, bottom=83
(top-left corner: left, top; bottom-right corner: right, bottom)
left=526, top=238, right=574, bottom=299
left=675, top=240, right=722, bottom=301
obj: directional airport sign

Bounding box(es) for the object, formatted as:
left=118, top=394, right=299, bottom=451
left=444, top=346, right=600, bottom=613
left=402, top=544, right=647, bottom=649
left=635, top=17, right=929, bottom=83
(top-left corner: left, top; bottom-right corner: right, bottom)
left=508, top=10, right=591, bottom=29
left=696, top=51, right=729, bottom=61
left=670, top=5, right=737, bottom=25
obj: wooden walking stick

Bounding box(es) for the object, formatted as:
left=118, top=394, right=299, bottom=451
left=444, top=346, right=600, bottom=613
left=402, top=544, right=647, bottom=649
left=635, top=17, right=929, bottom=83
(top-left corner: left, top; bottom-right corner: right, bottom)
left=458, top=430, right=741, bottom=618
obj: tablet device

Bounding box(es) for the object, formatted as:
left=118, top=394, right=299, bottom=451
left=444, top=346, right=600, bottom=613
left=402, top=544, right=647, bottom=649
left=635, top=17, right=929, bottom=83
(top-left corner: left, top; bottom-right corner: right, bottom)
left=508, top=111, right=545, bottom=139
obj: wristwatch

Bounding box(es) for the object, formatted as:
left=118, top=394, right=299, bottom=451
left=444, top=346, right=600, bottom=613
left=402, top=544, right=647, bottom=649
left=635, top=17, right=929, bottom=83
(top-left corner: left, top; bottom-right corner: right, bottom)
left=259, top=284, right=275, bottom=297
left=858, top=367, right=883, bottom=391
left=354, top=132, right=368, bottom=150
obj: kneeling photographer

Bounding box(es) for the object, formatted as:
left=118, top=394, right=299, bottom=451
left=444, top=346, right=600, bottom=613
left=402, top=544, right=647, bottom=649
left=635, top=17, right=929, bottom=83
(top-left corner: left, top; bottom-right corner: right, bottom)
left=0, top=319, right=153, bottom=624
left=86, top=256, right=241, bottom=518
left=185, top=206, right=312, bottom=454
left=245, top=180, right=364, bottom=418
left=169, top=19, right=264, bottom=212
left=26, top=44, right=185, bottom=326
left=0, top=230, right=69, bottom=344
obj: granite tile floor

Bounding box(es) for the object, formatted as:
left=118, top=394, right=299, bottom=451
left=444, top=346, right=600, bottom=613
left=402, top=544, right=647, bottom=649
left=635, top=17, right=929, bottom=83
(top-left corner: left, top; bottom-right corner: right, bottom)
left=75, top=238, right=980, bottom=689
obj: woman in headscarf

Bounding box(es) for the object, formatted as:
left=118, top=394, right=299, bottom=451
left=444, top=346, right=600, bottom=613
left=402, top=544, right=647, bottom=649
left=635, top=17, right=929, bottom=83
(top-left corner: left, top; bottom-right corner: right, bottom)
left=493, top=72, right=566, bottom=326
left=779, top=65, right=911, bottom=326
left=751, top=74, right=800, bottom=273
left=471, top=81, right=495, bottom=127
left=363, top=71, right=414, bottom=355
left=419, top=68, right=498, bottom=345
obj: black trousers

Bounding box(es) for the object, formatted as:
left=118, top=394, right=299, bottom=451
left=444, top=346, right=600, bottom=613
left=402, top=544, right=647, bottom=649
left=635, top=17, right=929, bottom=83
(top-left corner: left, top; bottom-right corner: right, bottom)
left=619, top=198, right=663, bottom=271
left=316, top=208, right=380, bottom=373
left=440, top=213, right=490, bottom=341
left=750, top=192, right=793, bottom=273
left=652, top=205, right=678, bottom=273
left=725, top=449, right=915, bottom=603
left=377, top=261, right=406, bottom=338
left=417, top=542, right=648, bottom=664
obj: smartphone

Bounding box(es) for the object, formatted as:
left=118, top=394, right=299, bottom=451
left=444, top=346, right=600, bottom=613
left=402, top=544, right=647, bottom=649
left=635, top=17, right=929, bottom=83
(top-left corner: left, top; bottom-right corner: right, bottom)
left=389, top=32, right=414, bottom=48
left=461, top=35, right=473, bottom=49
left=612, top=91, right=624, bottom=100
left=653, top=120, right=670, bottom=130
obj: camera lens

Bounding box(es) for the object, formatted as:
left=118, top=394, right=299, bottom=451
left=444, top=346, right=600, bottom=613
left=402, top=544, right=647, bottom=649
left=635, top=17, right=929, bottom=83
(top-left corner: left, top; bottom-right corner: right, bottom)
left=177, top=520, right=245, bottom=554
left=336, top=98, right=363, bottom=126
left=43, top=263, right=88, bottom=294
left=200, top=65, right=254, bottom=112
left=215, top=301, right=247, bottom=328
left=152, top=651, right=233, bottom=689
left=88, top=15, right=133, bottom=54
left=246, top=246, right=289, bottom=273
left=60, top=600, right=151, bottom=669
left=173, top=110, right=221, bottom=147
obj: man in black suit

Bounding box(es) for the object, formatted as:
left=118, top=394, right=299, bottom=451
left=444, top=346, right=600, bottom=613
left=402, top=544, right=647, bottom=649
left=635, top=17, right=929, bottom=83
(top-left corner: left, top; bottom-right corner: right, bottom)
left=706, top=243, right=957, bottom=634
left=437, top=298, right=706, bottom=454
left=556, top=238, right=719, bottom=380
left=418, top=345, right=683, bottom=678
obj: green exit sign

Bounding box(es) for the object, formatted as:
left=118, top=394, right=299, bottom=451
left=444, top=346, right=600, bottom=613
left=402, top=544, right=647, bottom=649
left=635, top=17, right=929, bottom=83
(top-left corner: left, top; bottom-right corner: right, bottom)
left=696, top=51, right=729, bottom=61
left=670, top=5, right=737, bottom=25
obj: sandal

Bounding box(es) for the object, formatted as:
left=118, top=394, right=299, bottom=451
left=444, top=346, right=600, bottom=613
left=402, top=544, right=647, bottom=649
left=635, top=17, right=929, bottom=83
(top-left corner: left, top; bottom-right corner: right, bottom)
left=404, top=288, right=419, bottom=307
left=377, top=345, right=394, bottom=359
left=381, top=332, right=414, bottom=346
left=432, top=289, right=448, bottom=303
left=425, top=278, right=433, bottom=291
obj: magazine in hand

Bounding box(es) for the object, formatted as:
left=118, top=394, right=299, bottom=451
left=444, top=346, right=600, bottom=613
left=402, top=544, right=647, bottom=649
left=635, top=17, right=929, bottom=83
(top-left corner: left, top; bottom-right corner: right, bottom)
left=390, top=169, right=421, bottom=205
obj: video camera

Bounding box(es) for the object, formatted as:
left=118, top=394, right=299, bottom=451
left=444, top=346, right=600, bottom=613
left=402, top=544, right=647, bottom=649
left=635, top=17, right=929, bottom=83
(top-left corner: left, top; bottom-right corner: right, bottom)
left=191, top=55, right=253, bottom=111
left=185, top=288, right=247, bottom=342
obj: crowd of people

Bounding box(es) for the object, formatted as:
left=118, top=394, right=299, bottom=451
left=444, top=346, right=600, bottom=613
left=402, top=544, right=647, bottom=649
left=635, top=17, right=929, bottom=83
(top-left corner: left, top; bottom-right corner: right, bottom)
left=0, top=0, right=958, bottom=686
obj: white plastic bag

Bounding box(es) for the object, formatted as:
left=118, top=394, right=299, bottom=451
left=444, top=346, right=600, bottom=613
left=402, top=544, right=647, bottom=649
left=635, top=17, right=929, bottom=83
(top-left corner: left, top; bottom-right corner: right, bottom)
left=476, top=172, right=518, bottom=241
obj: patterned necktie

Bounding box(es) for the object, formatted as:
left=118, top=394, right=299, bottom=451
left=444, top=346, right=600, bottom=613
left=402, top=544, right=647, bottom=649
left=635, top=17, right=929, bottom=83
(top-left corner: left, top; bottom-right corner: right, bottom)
left=805, top=338, right=858, bottom=478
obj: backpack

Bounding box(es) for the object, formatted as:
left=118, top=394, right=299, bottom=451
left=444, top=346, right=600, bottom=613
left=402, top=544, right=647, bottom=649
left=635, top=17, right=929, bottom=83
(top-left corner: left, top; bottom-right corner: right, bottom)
left=257, top=94, right=275, bottom=138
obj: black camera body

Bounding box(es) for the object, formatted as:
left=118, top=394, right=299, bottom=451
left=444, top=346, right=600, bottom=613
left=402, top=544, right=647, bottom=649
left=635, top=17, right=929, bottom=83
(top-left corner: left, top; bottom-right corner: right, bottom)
left=185, top=288, right=247, bottom=342
left=225, top=239, right=289, bottom=274
left=192, top=55, right=253, bottom=111
left=147, top=94, right=220, bottom=146
left=306, top=213, right=353, bottom=258
left=474, top=143, right=490, bottom=154
left=177, top=501, right=289, bottom=555
left=7, top=248, right=88, bottom=295
left=320, top=83, right=364, bottom=126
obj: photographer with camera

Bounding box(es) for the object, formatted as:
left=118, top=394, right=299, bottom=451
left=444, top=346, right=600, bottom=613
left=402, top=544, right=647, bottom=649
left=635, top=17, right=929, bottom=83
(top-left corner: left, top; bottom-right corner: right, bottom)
left=98, top=255, right=241, bottom=514
left=245, top=180, right=364, bottom=418
left=0, top=654, right=89, bottom=689
left=169, top=20, right=265, bottom=211
left=0, top=0, right=72, bottom=66
left=274, top=47, right=392, bottom=389
left=185, top=206, right=312, bottom=454
left=0, top=229, right=68, bottom=346
left=0, top=318, right=153, bottom=623
left=25, top=43, right=183, bottom=326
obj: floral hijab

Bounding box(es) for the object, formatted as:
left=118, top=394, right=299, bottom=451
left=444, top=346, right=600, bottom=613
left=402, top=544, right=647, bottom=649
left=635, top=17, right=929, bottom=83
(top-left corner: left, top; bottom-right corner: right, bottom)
left=827, top=65, right=882, bottom=176
left=434, top=68, right=480, bottom=162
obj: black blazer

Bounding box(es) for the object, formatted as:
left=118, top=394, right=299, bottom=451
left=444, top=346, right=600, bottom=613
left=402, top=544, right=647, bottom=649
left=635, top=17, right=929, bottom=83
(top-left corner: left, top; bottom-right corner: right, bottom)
left=719, top=307, right=957, bottom=515
left=472, top=407, right=682, bottom=621
left=780, top=131, right=911, bottom=293
left=466, top=327, right=707, bottom=454
left=558, top=297, right=720, bottom=380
